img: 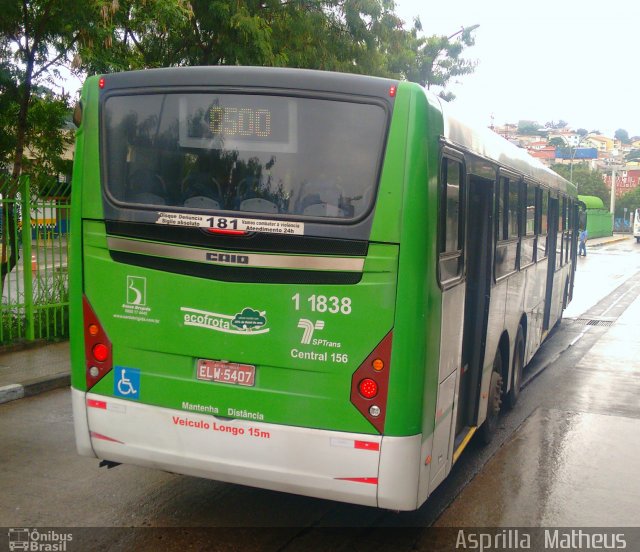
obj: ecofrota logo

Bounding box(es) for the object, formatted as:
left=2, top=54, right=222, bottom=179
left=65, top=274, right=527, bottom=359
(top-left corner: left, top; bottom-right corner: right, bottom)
left=7, top=529, right=73, bottom=551
left=297, top=319, right=325, bottom=344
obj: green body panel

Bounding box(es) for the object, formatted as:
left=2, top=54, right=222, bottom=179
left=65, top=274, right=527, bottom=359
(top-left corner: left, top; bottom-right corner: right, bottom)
left=83, top=221, right=397, bottom=432
left=70, top=76, right=446, bottom=438
left=69, top=77, right=97, bottom=391
left=381, top=84, right=443, bottom=436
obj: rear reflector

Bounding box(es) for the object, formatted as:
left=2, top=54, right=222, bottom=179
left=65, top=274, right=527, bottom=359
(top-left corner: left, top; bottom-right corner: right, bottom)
left=90, top=431, right=124, bottom=444
left=206, top=228, right=247, bottom=236
left=87, top=399, right=107, bottom=409
left=354, top=440, right=380, bottom=451
left=335, top=477, right=378, bottom=485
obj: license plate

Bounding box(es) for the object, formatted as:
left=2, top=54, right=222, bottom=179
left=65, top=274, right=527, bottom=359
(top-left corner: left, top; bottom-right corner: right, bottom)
left=196, top=359, right=255, bottom=387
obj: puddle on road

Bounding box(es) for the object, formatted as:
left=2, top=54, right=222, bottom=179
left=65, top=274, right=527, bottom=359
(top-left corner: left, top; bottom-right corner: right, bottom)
left=434, top=408, right=640, bottom=527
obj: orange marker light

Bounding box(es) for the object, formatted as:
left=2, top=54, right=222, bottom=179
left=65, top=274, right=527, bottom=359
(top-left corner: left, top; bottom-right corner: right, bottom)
left=372, top=359, right=384, bottom=371
left=88, top=324, right=99, bottom=337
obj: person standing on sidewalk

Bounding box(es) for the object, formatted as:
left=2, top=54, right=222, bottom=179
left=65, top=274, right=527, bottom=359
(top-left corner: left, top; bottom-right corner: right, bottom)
left=579, top=227, right=588, bottom=256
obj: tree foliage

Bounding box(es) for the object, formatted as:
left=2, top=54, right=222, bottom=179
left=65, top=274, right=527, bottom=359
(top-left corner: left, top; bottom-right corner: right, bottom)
left=518, top=120, right=543, bottom=136
left=616, top=186, right=640, bottom=218
left=626, top=149, right=640, bottom=162
left=1, top=0, right=479, bottom=291
left=0, top=0, right=104, bottom=290
left=404, top=22, right=477, bottom=101
left=551, top=164, right=609, bottom=205
left=75, top=1, right=477, bottom=97
left=614, top=128, right=630, bottom=144
left=544, top=120, right=568, bottom=130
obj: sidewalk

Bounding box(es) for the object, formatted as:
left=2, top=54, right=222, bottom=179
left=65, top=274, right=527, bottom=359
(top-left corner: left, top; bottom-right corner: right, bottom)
left=0, top=233, right=632, bottom=406
left=0, top=341, right=70, bottom=404
left=587, top=232, right=630, bottom=248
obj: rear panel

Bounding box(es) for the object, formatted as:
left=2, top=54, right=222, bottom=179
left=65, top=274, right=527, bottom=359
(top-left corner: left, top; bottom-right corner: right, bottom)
left=70, top=69, right=447, bottom=509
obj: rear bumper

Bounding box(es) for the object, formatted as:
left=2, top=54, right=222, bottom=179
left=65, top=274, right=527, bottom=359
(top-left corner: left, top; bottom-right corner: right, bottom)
left=71, top=388, right=421, bottom=509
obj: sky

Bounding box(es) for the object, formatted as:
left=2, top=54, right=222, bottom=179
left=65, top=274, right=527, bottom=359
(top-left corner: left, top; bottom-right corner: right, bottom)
left=394, top=0, right=640, bottom=138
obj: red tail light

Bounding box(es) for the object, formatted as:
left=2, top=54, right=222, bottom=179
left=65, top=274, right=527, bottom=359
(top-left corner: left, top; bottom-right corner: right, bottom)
left=350, top=331, right=392, bottom=433
left=83, top=295, right=113, bottom=390
left=358, top=378, right=378, bottom=399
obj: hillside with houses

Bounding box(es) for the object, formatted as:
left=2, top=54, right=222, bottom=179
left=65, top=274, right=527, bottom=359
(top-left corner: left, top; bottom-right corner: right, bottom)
left=491, top=123, right=640, bottom=200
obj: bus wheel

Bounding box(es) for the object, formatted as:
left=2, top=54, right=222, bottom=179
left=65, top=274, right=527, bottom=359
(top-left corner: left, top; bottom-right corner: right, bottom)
left=506, top=327, right=524, bottom=409
left=479, top=356, right=503, bottom=445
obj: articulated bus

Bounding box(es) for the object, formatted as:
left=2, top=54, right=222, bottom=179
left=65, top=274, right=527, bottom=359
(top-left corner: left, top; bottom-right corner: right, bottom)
left=70, top=67, right=577, bottom=510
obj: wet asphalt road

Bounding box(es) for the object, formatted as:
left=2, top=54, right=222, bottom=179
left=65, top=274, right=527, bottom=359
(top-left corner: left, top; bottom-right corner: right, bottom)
left=1, top=238, right=640, bottom=550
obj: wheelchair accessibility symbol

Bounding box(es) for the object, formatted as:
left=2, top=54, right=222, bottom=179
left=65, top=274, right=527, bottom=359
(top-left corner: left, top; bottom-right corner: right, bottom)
left=114, top=367, right=140, bottom=399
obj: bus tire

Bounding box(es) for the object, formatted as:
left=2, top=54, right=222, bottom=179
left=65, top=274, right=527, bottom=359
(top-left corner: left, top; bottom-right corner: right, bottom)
left=479, top=356, right=503, bottom=445
left=506, top=327, right=524, bottom=409
left=636, top=236, right=640, bottom=243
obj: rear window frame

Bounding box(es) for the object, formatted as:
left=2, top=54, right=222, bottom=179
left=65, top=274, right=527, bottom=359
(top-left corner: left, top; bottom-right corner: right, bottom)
left=98, top=86, right=393, bottom=227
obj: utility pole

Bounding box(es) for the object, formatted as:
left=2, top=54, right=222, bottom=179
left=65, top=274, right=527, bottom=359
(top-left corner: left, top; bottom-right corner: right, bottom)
left=610, top=167, right=616, bottom=215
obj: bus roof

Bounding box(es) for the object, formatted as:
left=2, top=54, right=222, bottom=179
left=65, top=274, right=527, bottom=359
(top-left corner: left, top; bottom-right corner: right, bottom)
left=437, top=94, right=576, bottom=196
left=96, top=66, right=399, bottom=103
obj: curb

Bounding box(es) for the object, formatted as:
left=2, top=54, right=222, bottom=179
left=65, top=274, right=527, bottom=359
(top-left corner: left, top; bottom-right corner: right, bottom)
left=0, top=373, right=70, bottom=405
left=589, top=235, right=631, bottom=248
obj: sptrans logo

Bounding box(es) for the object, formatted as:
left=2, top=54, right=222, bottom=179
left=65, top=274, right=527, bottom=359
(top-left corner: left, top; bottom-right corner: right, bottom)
left=297, top=319, right=325, bottom=344
left=7, top=529, right=73, bottom=551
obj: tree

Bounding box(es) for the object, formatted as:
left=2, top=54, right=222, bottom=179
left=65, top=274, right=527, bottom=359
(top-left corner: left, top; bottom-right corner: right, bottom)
left=544, top=120, right=568, bottom=130
left=404, top=22, right=477, bottom=100
left=614, top=128, right=630, bottom=144
left=616, top=186, right=640, bottom=218
left=518, top=120, right=543, bottom=136
left=551, top=164, right=609, bottom=205
left=0, top=0, right=104, bottom=292
left=77, top=1, right=476, bottom=96
left=549, top=137, right=565, bottom=147
left=576, top=128, right=588, bottom=137
left=80, top=0, right=414, bottom=79
left=626, top=149, right=640, bottom=162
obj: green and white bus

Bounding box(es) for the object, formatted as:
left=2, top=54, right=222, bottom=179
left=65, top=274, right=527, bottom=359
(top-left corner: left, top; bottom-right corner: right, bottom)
left=70, top=67, right=577, bottom=510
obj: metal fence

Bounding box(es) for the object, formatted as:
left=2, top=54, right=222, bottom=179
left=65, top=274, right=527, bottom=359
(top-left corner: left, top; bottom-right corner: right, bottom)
left=1, top=174, right=70, bottom=345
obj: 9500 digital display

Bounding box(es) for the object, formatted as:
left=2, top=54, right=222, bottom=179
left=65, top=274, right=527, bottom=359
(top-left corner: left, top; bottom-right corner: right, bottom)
left=209, top=107, right=272, bottom=138
left=179, top=94, right=297, bottom=153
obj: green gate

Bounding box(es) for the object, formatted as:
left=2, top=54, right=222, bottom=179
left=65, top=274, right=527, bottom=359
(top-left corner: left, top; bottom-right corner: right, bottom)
left=1, top=175, right=70, bottom=345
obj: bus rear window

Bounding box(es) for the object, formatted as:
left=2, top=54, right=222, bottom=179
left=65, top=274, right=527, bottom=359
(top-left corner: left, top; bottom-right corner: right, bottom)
left=102, top=93, right=387, bottom=220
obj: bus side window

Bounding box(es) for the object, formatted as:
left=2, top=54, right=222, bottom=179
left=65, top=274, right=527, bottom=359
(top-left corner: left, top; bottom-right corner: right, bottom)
left=566, top=199, right=573, bottom=263
left=495, top=175, right=519, bottom=279
left=507, top=180, right=519, bottom=240
left=438, top=158, right=464, bottom=285
left=539, top=189, right=549, bottom=259
left=557, top=196, right=566, bottom=267
left=520, top=182, right=536, bottom=267
left=525, top=183, right=536, bottom=236
left=496, top=177, right=507, bottom=241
